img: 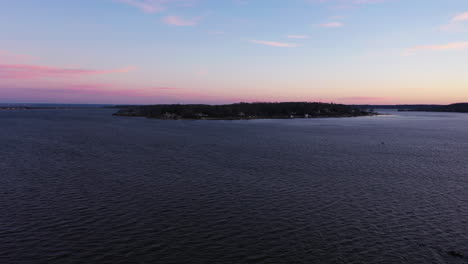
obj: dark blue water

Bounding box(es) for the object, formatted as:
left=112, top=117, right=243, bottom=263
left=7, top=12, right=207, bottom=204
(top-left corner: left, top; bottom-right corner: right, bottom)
left=1, top=109, right=468, bottom=264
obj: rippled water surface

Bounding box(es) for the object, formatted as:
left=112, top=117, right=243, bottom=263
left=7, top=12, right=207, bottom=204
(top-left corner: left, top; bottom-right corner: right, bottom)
left=2, top=109, right=468, bottom=264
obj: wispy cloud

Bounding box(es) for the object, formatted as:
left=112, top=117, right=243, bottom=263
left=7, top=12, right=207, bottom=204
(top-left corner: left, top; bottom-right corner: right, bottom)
left=287, top=35, right=310, bottom=39
left=115, top=0, right=197, bottom=13
left=249, top=40, right=299, bottom=48
left=318, top=22, right=344, bottom=28
left=0, top=83, right=185, bottom=104
left=163, top=15, right=199, bottom=26
left=0, top=63, right=135, bottom=79
left=440, top=12, right=468, bottom=32
left=307, top=0, right=387, bottom=9
left=309, top=0, right=386, bottom=3
left=453, top=12, right=468, bottom=22
left=115, top=0, right=165, bottom=13
left=403, top=41, right=468, bottom=56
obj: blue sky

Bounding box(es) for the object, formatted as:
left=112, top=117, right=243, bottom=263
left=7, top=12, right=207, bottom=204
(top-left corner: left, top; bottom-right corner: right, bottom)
left=1, top=0, right=468, bottom=104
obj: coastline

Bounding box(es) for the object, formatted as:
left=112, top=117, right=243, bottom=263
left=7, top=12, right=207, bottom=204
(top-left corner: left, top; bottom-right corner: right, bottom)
left=117, top=113, right=382, bottom=120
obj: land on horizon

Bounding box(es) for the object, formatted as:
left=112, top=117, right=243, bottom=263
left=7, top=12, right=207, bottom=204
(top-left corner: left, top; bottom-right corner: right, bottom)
left=112, top=102, right=377, bottom=120
left=3, top=102, right=468, bottom=113
left=2, top=102, right=468, bottom=120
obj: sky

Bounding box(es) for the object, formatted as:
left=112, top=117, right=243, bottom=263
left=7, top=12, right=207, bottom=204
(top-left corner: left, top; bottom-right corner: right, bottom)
left=1, top=0, right=468, bottom=105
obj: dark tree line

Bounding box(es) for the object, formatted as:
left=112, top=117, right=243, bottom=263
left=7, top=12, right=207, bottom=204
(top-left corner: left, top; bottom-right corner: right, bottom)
left=113, top=102, right=373, bottom=119
left=398, top=103, right=468, bottom=113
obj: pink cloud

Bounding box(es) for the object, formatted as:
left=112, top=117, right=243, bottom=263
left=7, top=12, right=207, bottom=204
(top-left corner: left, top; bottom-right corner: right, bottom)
left=0, top=88, right=160, bottom=104
left=318, top=22, right=344, bottom=28
left=115, top=0, right=165, bottom=13
left=0, top=64, right=135, bottom=79
left=287, top=35, right=309, bottom=39
left=249, top=40, right=299, bottom=48
left=114, top=0, right=197, bottom=13
left=308, top=0, right=386, bottom=4
left=115, top=0, right=197, bottom=13
left=403, top=42, right=468, bottom=56
left=440, top=12, right=468, bottom=32
left=453, top=12, right=468, bottom=22
left=163, top=15, right=199, bottom=26
left=0, top=80, right=187, bottom=102
left=307, top=0, right=387, bottom=8
left=0, top=82, right=248, bottom=104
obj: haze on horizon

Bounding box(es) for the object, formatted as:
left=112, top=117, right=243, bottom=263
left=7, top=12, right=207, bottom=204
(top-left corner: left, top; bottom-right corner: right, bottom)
left=1, top=0, right=468, bottom=105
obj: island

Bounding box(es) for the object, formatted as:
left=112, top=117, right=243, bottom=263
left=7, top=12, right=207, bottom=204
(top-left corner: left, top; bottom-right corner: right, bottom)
left=112, top=102, right=376, bottom=120
left=398, top=103, right=468, bottom=113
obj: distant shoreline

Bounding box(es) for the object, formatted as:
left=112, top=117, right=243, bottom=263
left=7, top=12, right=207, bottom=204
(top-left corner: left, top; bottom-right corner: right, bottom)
left=397, top=103, right=468, bottom=113
left=0, top=107, right=66, bottom=110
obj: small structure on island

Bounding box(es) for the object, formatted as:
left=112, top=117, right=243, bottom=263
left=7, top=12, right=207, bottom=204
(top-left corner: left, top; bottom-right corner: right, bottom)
left=196, top=113, right=209, bottom=119
left=162, top=112, right=178, bottom=119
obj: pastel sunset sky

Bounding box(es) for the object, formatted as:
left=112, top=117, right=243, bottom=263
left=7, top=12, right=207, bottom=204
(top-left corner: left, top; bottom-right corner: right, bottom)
left=1, top=0, right=468, bottom=104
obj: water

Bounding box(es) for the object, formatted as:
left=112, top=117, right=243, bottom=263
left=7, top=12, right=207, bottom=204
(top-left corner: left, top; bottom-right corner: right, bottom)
left=1, top=108, right=468, bottom=264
